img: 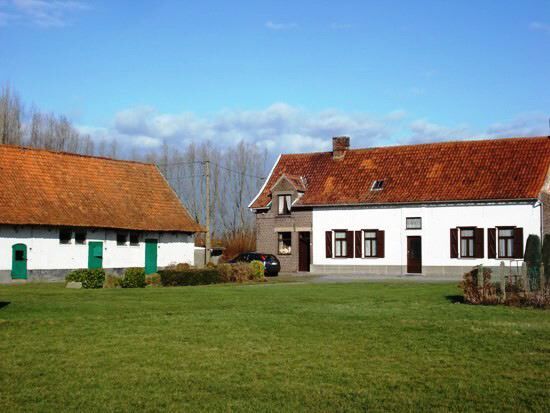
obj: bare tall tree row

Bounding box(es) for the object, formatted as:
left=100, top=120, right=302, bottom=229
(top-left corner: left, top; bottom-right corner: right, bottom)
left=144, top=140, right=267, bottom=240
left=0, top=84, right=112, bottom=156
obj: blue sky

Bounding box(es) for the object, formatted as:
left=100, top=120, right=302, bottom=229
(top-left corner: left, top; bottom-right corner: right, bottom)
left=0, top=0, right=549, bottom=153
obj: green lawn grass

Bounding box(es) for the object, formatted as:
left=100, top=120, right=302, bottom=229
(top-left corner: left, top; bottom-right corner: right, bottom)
left=0, top=281, right=548, bottom=412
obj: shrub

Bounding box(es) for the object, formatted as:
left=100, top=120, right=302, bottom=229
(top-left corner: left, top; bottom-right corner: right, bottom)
left=65, top=269, right=105, bottom=289
left=145, top=273, right=161, bottom=287
left=542, top=234, right=550, bottom=286
left=217, top=264, right=233, bottom=283
left=159, top=269, right=221, bottom=286
left=460, top=266, right=499, bottom=305
left=221, top=231, right=256, bottom=261
left=231, top=262, right=253, bottom=282
left=250, top=260, right=265, bottom=280
left=103, top=274, right=122, bottom=288
left=121, top=268, right=146, bottom=288
left=524, top=234, right=542, bottom=291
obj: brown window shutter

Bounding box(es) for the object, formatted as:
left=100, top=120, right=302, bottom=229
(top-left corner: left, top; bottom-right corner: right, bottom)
left=513, top=227, right=524, bottom=258
left=474, top=228, right=484, bottom=258
left=450, top=228, right=458, bottom=258
left=376, top=230, right=385, bottom=258
left=325, top=231, right=332, bottom=258
left=487, top=228, right=496, bottom=258
left=354, top=231, right=362, bottom=258
left=346, top=231, right=354, bottom=258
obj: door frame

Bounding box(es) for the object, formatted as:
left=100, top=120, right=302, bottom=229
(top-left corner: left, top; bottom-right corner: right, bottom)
left=145, top=239, right=158, bottom=274
left=298, top=232, right=311, bottom=272
left=11, top=243, right=27, bottom=279
left=88, top=241, right=103, bottom=269
left=407, top=236, right=422, bottom=274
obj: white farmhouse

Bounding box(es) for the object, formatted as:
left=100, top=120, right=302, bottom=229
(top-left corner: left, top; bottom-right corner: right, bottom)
left=250, top=136, right=550, bottom=277
left=0, top=145, right=203, bottom=282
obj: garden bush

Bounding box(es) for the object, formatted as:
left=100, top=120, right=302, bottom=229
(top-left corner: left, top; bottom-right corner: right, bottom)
left=217, top=264, right=233, bottom=282
left=145, top=273, right=162, bottom=287
left=524, top=234, right=542, bottom=291
left=250, top=260, right=265, bottom=280
left=103, top=274, right=122, bottom=288
left=159, top=268, right=221, bottom=286
left=542, top=234, right=550, bottom=286
left=460, top=266, right=499, bottom=305
left=460, top=265, right=550, bottom=309
left=121, top=268, right=146, bottom=288
left=65, top=269, right=105, bottom=289
left=231, top=262, right=253, bottom=282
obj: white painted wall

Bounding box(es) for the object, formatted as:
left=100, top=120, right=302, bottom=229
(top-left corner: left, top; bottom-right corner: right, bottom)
left=312, top=202, right=541, bottom=269
left=0, top=226, right=195, bottom=271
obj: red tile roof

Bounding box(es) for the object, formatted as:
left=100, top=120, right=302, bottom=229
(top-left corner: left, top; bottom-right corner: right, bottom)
left=250, top=137, right=550, bottom=209
left=0, top=145, right=204, bottom=232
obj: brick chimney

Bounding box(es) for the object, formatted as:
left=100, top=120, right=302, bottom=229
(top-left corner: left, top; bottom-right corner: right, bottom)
left=332, top=136, right=350, bottom=159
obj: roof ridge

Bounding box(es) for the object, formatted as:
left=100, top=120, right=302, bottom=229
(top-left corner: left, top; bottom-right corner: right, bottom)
left=0, top=144, right=155, bottom=167
left=278, top=135, right=550, bottom=158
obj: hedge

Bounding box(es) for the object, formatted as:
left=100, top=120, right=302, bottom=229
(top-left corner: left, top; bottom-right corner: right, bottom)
left=159, top=269, right=222, bottom=286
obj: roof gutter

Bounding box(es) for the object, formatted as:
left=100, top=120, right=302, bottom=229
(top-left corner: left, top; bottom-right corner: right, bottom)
left=256, top=197, right=540, bottom=210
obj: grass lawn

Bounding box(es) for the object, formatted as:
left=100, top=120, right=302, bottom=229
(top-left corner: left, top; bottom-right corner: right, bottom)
left=0, top=281, right=549, bottom=412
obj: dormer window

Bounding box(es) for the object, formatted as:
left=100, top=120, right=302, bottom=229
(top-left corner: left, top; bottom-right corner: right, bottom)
left=371, top=180, right=384, bottom=191
left=278, top=194, right=292, bottom=215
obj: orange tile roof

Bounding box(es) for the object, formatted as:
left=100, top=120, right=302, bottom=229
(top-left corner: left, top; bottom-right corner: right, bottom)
left=0, top=145, right=204, bottom=232
left=251, top=136, right=550, bottom=209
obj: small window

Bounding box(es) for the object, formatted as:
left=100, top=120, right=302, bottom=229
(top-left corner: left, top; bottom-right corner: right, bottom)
left=75, top=231, right=87, bottom=245
left=278, top=194, right=292, bottom=215
left=364, top=231, right=377, bottom=257
left=334, top=231, right=347, bottom=257
left=460, top=228, right=475, bottom=258
left=129, top=232, right=140, bottom=246
left=59, top=229, right=72, bottom=244
left=406, top=217, right=422, bottom=230
left=278, top=232, right=292, bottom=255
left=498, top=228, right=514, bottom=258
left=371, top=180, right=384, bottom=191
left=117, top=233, right=128, bottom=246
left=15, top=250, right=24, bottom=261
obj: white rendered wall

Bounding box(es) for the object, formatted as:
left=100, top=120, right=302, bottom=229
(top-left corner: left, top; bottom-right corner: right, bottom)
left=0, top=226, right=195, bottom=271
left=312, top=202, right=541, bottom=269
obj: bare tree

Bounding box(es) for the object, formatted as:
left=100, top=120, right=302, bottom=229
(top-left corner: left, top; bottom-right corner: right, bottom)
left=0, top=84, right=23, bottom=145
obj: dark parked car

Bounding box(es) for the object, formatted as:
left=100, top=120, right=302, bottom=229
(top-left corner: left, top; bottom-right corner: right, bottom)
left=229, top=252, right=281, bottom=276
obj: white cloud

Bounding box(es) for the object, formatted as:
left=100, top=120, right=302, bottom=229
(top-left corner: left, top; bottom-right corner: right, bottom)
left=265, top=21, right=298, bottom=30
left=0, top=0, right=89, bottom=27
left=79, top=104, right=548, bottom=158
left=485, top=112, right=549, bottom=137
left=530, top=21, right=550, bottom=34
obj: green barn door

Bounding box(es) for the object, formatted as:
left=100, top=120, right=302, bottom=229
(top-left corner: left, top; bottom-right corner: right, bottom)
left=11, top=244, right=27, bottom=279
left=145, top=239, right=158, bottom=274
left=88, top=242, right=103, bottom=269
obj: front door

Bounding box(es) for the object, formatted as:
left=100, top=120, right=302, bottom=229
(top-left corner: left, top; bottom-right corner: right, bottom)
left=11, top=244, right=27, bottom=279
left=298, top=232, right=311, bottom=272
left=407, top=236, right=422, bottom=274
left=145, top=239, right=158, bottom=274
left=88, top=242, right=103, bottom=269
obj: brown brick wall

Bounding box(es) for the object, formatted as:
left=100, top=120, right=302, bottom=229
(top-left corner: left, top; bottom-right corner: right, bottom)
left=255, top=182, right=312, bottom=272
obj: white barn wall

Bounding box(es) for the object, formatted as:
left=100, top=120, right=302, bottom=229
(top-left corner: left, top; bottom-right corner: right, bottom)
left=0, top=226, right=195, bottom=280
left=312, top=202, right=541, bottom=276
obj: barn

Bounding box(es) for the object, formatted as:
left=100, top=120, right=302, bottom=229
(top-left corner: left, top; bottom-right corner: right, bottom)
left=0, top=145, right=203, bottom=282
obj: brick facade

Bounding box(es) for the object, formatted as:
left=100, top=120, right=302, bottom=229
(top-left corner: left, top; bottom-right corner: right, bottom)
left=254, top=177, right=312, bottom=272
